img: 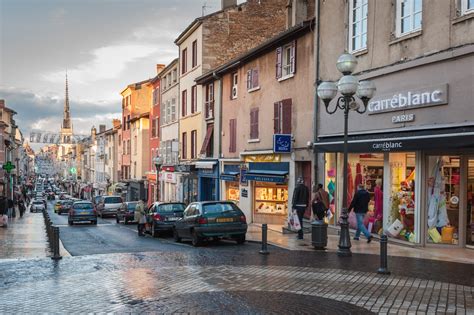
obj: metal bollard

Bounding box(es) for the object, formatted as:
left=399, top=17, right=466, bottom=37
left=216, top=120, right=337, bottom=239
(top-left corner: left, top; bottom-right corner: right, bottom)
left=377, top=234, right=390, bottom=275
left=51, top=226, right=62, bottom=260
left=259, top=224, right=269, bottom=255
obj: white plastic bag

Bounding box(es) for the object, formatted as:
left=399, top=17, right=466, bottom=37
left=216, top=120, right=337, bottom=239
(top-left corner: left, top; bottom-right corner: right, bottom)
left=0, top=214, right=8, bottom=227
left=387, top=219, right=403, bottom=237
left=288, top=210, right=301, bottom=231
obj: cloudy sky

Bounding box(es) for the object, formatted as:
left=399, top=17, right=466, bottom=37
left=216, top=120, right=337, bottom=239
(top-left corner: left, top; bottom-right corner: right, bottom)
left=0, top=0, right=243, bottom=149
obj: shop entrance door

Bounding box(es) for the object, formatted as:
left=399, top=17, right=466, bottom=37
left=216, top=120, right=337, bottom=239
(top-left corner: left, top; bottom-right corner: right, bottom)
left=466, top=157, right=474, bottom=248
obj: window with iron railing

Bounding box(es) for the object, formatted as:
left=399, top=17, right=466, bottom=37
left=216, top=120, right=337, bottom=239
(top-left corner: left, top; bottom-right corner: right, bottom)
left=205, top=83, right=214, bottom=119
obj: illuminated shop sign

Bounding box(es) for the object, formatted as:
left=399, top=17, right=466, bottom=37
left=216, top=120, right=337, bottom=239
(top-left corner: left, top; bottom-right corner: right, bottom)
left=368, top=84, right=448, bottom=115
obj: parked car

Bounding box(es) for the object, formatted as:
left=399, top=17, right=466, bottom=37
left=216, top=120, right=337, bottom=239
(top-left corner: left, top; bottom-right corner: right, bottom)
left=30, top=200, right=46, bottom=213
left=68, top=201, right=97, bottom=225
left=58, top=200, right=74, bottom=215
left=173, top=201, right=247, bottom=246
left=116, top=201, right=138, bottom=224
left=144, top=202, right=186, bottom=237
left=93, top=195, right=103, bottom=206
left=96, top=196, right=122, bottom=218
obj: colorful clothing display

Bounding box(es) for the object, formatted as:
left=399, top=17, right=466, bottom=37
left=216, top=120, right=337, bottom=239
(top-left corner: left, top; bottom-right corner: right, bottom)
left=374, top=186, right=383, bottom=220
left=427, top=158, right=449, bottom=228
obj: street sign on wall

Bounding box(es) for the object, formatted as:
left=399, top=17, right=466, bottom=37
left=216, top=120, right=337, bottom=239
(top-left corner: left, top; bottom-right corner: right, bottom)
left=273, top=134, right=292, bottom=153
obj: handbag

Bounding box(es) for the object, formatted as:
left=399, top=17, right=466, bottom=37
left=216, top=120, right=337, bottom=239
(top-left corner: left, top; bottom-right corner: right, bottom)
left=348, top=211, right=357, bottom=229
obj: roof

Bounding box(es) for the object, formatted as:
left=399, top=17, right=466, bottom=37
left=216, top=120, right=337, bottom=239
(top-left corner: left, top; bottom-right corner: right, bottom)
left=195, top=19, right=315, bottom=84
left=158, top=58, right=179, bottom=78
left=120, top=78, right=152, bottom=95
left=129, top=112, right=150, bottom=123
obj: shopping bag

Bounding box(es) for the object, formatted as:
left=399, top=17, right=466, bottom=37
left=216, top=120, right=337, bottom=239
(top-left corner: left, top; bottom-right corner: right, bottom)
left=428, top=227, right=442, bottom=243
left=288, top=210, right=301, bottom=231
left=387, top=219, right=403, bottom=237
left=0, top=214, right=8, bottom=227
left=348, top=211, right=357, bottom=229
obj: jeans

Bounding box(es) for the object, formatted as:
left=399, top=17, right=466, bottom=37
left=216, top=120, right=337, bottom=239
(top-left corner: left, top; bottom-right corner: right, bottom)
left=294, top=206, right=306, bottom=239
left=355, top=213, right=371, bottom=239
left=7, top=208, right=13, bottom=218
left=137, top=223, right=145, bottom=236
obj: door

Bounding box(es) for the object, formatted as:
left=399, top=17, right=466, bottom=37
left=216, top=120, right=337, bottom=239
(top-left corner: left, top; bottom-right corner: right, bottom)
left=466, top=157, right=474, bottom=247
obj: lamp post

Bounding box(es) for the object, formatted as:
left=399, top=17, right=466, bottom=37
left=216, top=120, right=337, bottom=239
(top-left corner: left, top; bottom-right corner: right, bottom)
left=153, top=156, right=163, bottom=202
left=317, top=53, right=376, bottom=257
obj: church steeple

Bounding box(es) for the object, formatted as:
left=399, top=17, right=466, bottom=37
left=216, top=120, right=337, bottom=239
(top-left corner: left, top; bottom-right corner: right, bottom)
left=62, top=72, right=71, bottom=129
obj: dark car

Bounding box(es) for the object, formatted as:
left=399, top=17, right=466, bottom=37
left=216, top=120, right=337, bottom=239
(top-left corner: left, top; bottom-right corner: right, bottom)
left=116, top=201, right=138, bottom=224
left=173, top=201, right=247, bottom=246
left=68, top=201, right=97, bottom=225
left=145, top=202, right=186, bottom=237
left=58, top=200, right=74, bottom=215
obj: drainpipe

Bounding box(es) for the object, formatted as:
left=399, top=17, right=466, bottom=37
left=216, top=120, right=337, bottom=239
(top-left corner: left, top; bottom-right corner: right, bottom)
left=313, top=0, right=321, bottom=192
left=213, top=71, right=222, bottom=199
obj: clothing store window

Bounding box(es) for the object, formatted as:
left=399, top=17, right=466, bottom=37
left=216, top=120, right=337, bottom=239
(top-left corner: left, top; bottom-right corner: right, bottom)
left=467, top=158, right=474, bottom=246
left=387, top=153, right=416, bottom=243
left=324, top=153, right=338, bottom=225
left=426, top=156, right=460, bottom=245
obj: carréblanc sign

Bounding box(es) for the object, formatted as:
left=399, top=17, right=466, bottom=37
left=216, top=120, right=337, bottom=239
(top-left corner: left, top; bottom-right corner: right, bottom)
left=368, top=84, right=448, bottom=115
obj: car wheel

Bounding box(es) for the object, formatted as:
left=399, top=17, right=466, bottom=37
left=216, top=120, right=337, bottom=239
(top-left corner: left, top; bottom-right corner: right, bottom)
left=235, top=234, right=246, bottom=245
left=68, top=221, right=73, bottom=226
left=191, top=230, right=202, bottom=247
left=173, top=228, right=181, bottom=243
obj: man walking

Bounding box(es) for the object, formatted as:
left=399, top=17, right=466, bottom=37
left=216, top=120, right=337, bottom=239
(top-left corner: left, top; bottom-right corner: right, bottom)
left=7, top=197, right=14, bottom=219
left=292, top=177, right=309, bottom=240
left=348, top=184, right=372, bottom=243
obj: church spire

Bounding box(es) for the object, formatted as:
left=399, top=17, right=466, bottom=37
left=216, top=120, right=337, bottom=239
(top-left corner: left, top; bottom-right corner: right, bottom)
left=62, top=72, right=71, bottom=129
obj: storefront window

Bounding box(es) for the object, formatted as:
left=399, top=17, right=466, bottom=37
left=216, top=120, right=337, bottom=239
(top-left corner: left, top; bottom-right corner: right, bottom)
left=254, top=182, right=288, bottom=215
left=426, top=156, right=460, bottom=245
left=324, top=153, right=337, bottom=225
left=387, top=153, right=416, bottom=242
left=226, top=182, right=240, bottom=202
left=467, top=158, right=474, bottom=246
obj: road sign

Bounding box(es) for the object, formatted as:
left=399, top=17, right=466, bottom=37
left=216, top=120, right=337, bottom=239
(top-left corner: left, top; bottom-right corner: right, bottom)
left=2, top=161, right=15, bottom=173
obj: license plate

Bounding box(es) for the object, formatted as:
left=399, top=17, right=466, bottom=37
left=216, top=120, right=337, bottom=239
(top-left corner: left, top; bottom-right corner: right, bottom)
left=216, top=217, right=233, bottom=223
left=79, top=211, right=89, bottom=215
left=166, top=217, right=177, bottom=221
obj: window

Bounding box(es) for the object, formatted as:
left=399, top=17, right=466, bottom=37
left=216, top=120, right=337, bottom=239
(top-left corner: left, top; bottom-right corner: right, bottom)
left=134, top=136, right=137, bottom=155
left=167, top=74, right=171, bottom=88
left=172, top=69, right=177, bottom=82
left=171, top=98, right=176, bottom=121
left=191, top=85, right=197, bottom=114
left=250, top=108, right=259, bottom=139
left=127, top=115, right=131, bottom=130
left=161, top=103, right=167, bottom=125
left=276, top=41, right=296, bottom=79
left=166, top=100, right=171, bottom=123
left=273, top=99, right=292, bottom=134
left=191, top=130, right=197, bottom=159
left=156, top=117, right=160, bottom=138
left=246, top=69, right=259, bottom=91
left=123, top=116, right=126, bottom=130
left=461, top=0, right=474, bottom=14
left=205, top=83, right=214, bottom=119
left=153, top=88, right=159, bottom=106
left=123, top=141, right=126, bottom=154
left=349, top=0, right=368, bottom=52
left=181, top=48, right=187, bottom=74
left=229, top=119, right=237, bottom=153
left=151, top=119, right=157, bottom=138
left=181, top=90, right=187, bottom=117
left=231, top=72, right=238, bottom=99
left=182, top=132, right=187, bottom=159
left=127, top=140, right=131, bottom=155
left=192, top=40, right=198, bottom=68
left=396, top=0, right=422, bottom=37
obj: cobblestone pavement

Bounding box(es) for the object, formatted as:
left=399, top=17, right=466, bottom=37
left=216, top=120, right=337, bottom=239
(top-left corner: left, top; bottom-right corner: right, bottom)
left=0, top=251, right=472, bottom=314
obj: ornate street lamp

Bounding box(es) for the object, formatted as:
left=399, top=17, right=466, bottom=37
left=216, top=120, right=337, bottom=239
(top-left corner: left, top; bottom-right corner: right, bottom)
left=153, top=156, right=163, bottom=202
left=317, top=53, right=376, bottom=257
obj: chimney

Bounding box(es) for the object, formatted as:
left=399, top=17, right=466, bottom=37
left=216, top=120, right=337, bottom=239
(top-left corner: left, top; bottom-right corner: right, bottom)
left=0, top=99, right=4, bottom=108
left=156, top=64, right=166, bottom=75
left=221, top=0, right=237, bottom=10
left=99, top=124, right=106, bottom=133
left=112, top=119, right=121, bottom=129
left=288, top=0, right=308, bottom=28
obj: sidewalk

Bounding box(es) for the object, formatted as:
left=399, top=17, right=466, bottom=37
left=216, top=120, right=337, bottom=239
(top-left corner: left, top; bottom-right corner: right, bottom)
left=246, top=223, right=474, bottom=264
left=0, top=208, right=49, bottom=259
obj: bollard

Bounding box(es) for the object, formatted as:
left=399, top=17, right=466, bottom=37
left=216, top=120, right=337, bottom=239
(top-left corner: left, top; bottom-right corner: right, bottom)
left=51, top=226, right=62, bottom=260
left=259, top=224, right=269, bottom=255
left=377, top=234, right=390, bottom=275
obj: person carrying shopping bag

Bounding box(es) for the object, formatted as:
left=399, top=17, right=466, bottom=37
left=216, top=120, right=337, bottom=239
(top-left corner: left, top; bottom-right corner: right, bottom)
left=348, top=184, right=373, bottom=243
left=134, top=199, right=147, bottom=237
left=292, top=177, right=309, bottom=240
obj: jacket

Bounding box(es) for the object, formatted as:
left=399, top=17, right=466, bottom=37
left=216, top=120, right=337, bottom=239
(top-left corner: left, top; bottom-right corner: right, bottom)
left=292, top=184, right=309, bottom=207
left=348, top=189, right=370, bottom=214
left=317, top=189, right=330, bottom=210
left=134, top=201, right=146, bottom=223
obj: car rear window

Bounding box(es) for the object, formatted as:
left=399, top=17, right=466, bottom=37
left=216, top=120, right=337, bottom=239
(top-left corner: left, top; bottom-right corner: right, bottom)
left=157, top=204, right=186, bottom=212
left=73, top=203, right=93, bottom=209
left=33, top=201, right=43, bottom=205
left=127, top=203, right=138, bottom=210
left=202, top=203, right=239, bottom=214
left=105, top=197, right=122, bottom=204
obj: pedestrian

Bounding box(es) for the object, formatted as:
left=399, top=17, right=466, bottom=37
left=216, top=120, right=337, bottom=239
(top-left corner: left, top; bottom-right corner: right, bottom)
left=7, top=197, right=14, bottom=219
left=19, top=200, right=26, bottom=218
left=0, top=196, right=8, bottom=227
left=316, top=183, right=330, bottom=211
left=311, top=193, right=326, bottom=221
left=134, top=199, right=146, bottom=237
left=292, top=177, right=309, bottom=240
left=348, top=184, right=373, bottom=243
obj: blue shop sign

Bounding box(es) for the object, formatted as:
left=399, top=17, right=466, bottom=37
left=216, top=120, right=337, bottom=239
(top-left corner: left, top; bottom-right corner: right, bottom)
left=273, top=134, right=292, bottom=153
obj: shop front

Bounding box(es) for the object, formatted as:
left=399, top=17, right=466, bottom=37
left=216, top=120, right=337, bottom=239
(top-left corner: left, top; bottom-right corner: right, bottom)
left=175, top=164, right=198, bottom=204
left=315, top=51, right=474, bottom=248
left=160, top=166, right=177, bottom=202
left=127, top=180, right=146, bottom=202
left=220, top=164, right=241, bottom=204
left=196, top=160, right=219, bottom=202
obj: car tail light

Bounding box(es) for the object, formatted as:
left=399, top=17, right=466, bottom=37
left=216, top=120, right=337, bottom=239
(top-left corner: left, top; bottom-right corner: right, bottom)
left=198, top=217, right=208, bottom=224
left=153, top=213, right=164, bottom=221
left=240, top=215, right=246, bottom=223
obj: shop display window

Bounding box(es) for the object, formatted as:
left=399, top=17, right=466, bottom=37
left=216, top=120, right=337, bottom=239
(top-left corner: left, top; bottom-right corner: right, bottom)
left=254, top=182, right=288, bottom=215
left=426, top=156, right=460, bottom=245
left=226, top=182, right=240, bottom=202
left=387, top=153, right=416, bottom=243
left=467, top=158, right=474, bottom=246
left=324, top=153, right=337, bottom=225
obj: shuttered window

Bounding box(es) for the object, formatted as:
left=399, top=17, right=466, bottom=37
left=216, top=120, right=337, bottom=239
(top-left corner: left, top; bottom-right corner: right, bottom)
left=191, top=130, right=197, bottom=159
left=156, top=117, right=160, bottom=138
left=151, top=118, right=156, bottom=138
left=246, top=68, right=259, bottom=90
left=192, top=40, right=198, bottom=68
left=171, top=98, right=176, bottom=121
left=276, top=41, right=296, bottom=79
left=229, top=119, right=237, bottom=153
left=181, top=48, right=187, bottom=74
left=181, top=90, right=187, bottom=117
left=191, top=85, right=197, bottom=114
left=250, top=108, right=259, bottom=139
left=182, top=132, right=187, bottom=159
left=273, top=99, right=292, bottom=134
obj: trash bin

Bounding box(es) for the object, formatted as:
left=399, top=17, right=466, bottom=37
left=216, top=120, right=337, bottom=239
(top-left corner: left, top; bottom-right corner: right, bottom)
left=311, top=219, right=328, bottom=250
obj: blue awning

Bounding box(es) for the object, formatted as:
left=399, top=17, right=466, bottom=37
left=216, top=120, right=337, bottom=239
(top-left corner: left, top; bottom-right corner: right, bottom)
left=220, top=171, right=239, bottom=181
left=245, top=170, right=288, bottom=183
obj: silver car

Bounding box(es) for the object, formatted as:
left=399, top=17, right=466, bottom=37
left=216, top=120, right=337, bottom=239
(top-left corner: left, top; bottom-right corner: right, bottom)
left=96, top=196, right=123, bottom=218
left=30, top=200, right=46, bottom=213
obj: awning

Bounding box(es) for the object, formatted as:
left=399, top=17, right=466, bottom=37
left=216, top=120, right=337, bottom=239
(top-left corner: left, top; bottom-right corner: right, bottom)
left=200, top=124, right=214, bottom=155
left=195, top=161, right=217, bottom=169
left=314, top=126, right=474, bottom=153
left=245, top=170, right=288, bottom=183
left=220, top=171, right=239, bottom=181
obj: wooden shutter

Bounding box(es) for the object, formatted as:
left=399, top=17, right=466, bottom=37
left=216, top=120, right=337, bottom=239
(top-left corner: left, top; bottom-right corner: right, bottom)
left=200, top=124, right=213, bottom=155
left=247, top=70, right=252, bottom=90
left=191, top=86, right=195, bottom=114
left=276, top=47, right=282, bottom=79
left=182, top=132, right=187, bottom=159
left=290, top=40, right=296, bottom=75
left=273, top=102, right=281, bottom=134
left=171, top=98, right=176, bottom=121
left=156, top=117, right=160, bottom=138
left=151, top=118, right=156, bottom=137
left=252, top=69, right=259, bottom=88
left=229, top=119, right=236, bottom=153
left=250, top=108, right=259, bottom=139
left=182, top=90, right=187, bottom=117
left=282, top=98, right=292, bottom=134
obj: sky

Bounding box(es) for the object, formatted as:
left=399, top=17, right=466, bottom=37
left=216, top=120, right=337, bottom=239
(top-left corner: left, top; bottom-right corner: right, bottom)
left=0, top=0, right=244, bottom=150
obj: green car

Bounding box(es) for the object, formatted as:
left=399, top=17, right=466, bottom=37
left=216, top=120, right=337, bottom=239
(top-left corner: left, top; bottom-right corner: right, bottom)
left=173, top=201, right=247, bottom=247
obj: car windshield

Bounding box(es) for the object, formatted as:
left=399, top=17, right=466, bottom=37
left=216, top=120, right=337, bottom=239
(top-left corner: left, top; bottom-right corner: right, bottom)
left=73, top=203, right=93, bottom=209
left=127, top=203, right=138, bottom=210
left=105, top=197, right=122, bottom=204
left=157, top=203, right=185, bottom=212
left=33, top=201, right=43, bottom=205
left=202, top=203, right=239, bottom=214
